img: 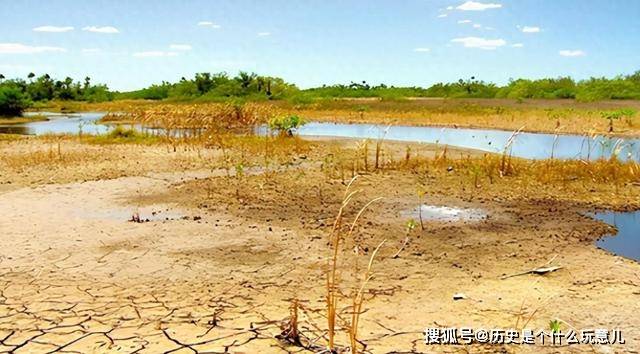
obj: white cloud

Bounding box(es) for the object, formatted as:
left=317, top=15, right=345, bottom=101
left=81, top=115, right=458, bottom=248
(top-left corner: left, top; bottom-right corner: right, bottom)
left=197, top=21, right=221, bottom=29
left=473, top=24, right=482, bottom=28
left=133, top=51, right=178, bottom=58
left=521, top=26, right=540, bottom=33
left=559, top=50, right=585, bottom=57
left=438, top=14, right=448, bottom=18
left=33, top=26, right=74, bottom=33
left=446, top=6, right=454, bottom=10
left=511, top=43, right=524, bottom=48
left=451, top=37, right=506, bottom=50
left=169, top=44, right=192, bottom=51
left=413, top=47, right=431, bottom=52
left=257, top=32, right=271, bottom=36
left=82, top=26, right=119, bottom=34
left=457, top=19, right=472, bottom=24
left=456, top=1, right=502, bottom=11
left=0, top=43, right=66, bottom=54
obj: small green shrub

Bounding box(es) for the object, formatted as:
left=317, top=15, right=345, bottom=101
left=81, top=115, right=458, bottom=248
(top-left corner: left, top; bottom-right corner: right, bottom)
left=86, top=125, right=160, bottom=144
left=600, top=108, right=636, bottom=132
left=108, top=125, right=139, bottom=138
left=268, top=115, right=306, bottom=136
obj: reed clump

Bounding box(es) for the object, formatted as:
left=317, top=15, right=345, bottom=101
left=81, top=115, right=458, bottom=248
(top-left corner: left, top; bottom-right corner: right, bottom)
left=103, top=102, right=280, bottom=130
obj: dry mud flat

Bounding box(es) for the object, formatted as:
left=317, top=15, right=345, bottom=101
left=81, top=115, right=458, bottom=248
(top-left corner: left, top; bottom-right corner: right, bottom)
left=0, top=139, right=639, bottom=353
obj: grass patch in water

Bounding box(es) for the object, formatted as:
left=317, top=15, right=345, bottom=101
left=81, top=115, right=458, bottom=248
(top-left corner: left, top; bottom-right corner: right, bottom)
left=85, top=126, right=161, bottom=145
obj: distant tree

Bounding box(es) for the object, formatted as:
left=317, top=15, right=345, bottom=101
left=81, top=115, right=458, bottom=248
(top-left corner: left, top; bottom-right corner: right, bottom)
left=27, top=74, right=54, bottom=101
left=55, top=77, right=77, bottom=100
left=194, top=72, right=213, bottom=94
left=256, top=76, right=265, bottom=93
left=266, top=79, right=272, bottom=96
left=235, top=71, right=257, bottom=90
left=0, top=84, right=30, bottom=116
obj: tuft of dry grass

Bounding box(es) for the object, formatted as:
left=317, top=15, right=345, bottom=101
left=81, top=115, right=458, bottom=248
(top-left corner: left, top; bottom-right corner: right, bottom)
left=101, top=102, right=281, bottom=130
left=325, top=177, right=384, bottom=353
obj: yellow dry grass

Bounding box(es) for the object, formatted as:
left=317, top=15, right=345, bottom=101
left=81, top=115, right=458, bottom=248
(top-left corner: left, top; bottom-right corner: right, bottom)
left=44, top=98, right=640, bottom=137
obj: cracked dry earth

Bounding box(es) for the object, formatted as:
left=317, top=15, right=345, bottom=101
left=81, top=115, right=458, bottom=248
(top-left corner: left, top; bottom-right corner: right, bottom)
left=1, top=163, right=640, bottom=353
left=0, top=168, right=331, bottom=353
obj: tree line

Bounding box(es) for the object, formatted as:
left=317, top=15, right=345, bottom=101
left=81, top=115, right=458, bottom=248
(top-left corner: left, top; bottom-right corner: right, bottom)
left=2, top=70, right=640, bottom=117
left=114, top=71, right=298, bottom=101
left=0, top=73, right=111, bottom=116
left=300, top=72, right=640, bottom=101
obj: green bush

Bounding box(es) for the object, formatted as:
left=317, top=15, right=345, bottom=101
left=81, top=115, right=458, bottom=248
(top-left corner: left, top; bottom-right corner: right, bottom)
left=0, top=85, right=30, bottom=116
left=108, top=125, right=139, bottom=138
left=268, top=115, right=306, bottom=135
left=86, top=125, right=160, bottom=144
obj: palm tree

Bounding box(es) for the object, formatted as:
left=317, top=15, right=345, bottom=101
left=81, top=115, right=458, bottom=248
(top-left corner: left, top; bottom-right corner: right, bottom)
left=28, top=72, right=35, bottom=81
left=0, top=73, right=4, bottom=82
left=236, top=71, right=256, bottom=90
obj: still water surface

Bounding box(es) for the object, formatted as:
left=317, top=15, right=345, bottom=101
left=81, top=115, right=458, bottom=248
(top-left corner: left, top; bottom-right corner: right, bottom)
left=2, top=112, right=639, bottom=161
left=591, top=211, right=640, bottom=262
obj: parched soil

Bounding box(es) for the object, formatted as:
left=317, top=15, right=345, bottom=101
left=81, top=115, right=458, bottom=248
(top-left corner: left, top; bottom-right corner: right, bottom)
left=0, top=137, right=639, bottom=353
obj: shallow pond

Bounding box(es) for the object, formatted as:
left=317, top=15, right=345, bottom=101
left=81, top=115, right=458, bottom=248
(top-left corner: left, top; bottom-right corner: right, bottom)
left=0, top=112, right=108, bottom=135
left=591, top=211, right=640, bottom=262
left=295, top=122, right=640, bottom=161
left=3, top=112, right=640, bottom=162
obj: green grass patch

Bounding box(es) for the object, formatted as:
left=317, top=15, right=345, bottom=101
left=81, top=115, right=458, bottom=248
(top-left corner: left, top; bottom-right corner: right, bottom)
left=84, top=125, right=162, bottom=145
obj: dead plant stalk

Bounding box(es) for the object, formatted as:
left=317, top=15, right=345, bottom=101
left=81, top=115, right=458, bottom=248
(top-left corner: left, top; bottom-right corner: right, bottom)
left=326, top=176, right=383, bottom=353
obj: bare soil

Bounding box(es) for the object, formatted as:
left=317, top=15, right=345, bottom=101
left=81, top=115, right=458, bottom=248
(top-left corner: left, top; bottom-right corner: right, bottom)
left=0, top=137, right=639, bottom=353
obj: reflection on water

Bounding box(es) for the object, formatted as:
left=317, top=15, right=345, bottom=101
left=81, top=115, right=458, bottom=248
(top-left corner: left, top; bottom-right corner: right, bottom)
left=591, top=211, right=640, bottom=262
left=0, top=112, right=108, bottom=135
left=0, top=125, right=30, bottom=135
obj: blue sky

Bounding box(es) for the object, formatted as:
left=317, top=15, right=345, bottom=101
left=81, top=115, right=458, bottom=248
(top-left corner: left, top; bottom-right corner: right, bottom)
left=0, top=0, right=638, bottom=91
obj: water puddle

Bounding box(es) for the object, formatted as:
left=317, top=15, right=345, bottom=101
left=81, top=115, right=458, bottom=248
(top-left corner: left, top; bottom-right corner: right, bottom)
left=401, top=204, right=487, bottom=223
left=591, top=210, right=640, bottom=262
